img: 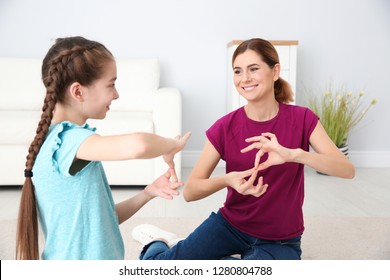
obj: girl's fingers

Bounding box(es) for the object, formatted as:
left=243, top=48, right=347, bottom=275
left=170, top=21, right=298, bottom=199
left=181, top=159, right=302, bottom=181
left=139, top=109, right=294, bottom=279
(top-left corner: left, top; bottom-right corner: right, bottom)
left=163, top=169, right=172, bottom=179
left=161, top=188, right=180, bottom=200
left=182, top=131, right=192, bottom=141
left=168, top=188, right=180, bottom=196
left=169, top=181, right=183, bottom=189
left=169, top=168, right=178, bottom=183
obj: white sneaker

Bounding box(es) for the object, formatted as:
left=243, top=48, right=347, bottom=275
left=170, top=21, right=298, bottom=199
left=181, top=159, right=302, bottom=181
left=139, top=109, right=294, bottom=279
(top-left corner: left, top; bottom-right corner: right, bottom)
left=132, top=224, right=178, bottom=246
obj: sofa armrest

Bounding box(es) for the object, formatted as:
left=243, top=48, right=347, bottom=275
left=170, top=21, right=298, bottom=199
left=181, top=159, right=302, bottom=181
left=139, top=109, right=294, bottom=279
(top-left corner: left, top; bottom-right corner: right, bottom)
left=153, top=87, right=182, bottom=179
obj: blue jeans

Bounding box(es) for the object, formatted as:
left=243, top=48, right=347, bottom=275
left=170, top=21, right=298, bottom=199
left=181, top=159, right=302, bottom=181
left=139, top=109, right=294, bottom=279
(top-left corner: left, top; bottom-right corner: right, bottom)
left=139, top=211, right=302, bottom=260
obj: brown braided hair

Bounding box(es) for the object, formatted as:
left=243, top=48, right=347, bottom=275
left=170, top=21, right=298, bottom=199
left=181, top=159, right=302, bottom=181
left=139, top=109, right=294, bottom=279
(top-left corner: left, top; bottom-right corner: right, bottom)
left=16, top=36, right=114, bottom=259
left=232, top=38, right=294, bottom=103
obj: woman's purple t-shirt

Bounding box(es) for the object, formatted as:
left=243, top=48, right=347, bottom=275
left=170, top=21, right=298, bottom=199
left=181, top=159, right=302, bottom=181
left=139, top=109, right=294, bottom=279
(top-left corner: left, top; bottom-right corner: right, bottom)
left=206, top=103, right=318, bottom=240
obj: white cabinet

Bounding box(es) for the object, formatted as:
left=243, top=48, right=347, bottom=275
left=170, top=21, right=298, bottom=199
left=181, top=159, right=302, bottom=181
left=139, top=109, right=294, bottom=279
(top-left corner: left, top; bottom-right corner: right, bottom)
left=226, top=40, right=298, bottom=112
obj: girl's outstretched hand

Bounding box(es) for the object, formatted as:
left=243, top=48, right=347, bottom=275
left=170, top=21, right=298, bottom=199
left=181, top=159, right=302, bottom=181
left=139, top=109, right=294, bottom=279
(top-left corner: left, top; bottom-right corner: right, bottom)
left=225, top=168, right=268, bottom=197
left=144, top=168, right=183, bottom=200
left=241, top=132, right=291, bottom=170
left=163, top=131, right=192, bottom=175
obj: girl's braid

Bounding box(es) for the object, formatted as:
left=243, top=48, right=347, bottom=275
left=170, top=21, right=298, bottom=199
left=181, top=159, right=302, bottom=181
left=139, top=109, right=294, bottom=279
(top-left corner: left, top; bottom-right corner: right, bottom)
left=17, top=36, right=112, bottom=260
left=25, top=44, right=97, bottom=172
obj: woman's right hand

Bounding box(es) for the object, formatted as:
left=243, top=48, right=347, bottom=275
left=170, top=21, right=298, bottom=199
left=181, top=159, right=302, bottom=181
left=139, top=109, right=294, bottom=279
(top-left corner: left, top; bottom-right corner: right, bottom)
left=225, top=168, right=268, bottom=197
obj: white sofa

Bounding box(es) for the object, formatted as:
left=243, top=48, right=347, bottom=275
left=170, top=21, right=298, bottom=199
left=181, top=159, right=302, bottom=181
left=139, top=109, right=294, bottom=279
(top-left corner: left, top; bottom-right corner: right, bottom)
left=0, top=57, right=182, bottom=186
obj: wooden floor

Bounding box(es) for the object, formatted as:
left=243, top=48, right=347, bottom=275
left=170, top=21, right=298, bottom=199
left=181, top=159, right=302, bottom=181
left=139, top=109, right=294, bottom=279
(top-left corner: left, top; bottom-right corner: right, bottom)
left=1, top=167, right=389, bottom=221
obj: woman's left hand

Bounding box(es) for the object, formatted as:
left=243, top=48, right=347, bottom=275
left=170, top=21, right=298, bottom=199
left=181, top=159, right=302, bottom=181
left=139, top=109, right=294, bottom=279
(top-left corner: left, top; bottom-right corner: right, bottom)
left=144, top=168, right=183, bottom=200
left=241, top=132, right=292, bottom=170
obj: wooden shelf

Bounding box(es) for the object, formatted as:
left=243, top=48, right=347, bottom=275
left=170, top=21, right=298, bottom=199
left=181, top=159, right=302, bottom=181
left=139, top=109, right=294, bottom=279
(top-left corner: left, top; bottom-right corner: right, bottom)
left=227, top=40, right=299, bottom=48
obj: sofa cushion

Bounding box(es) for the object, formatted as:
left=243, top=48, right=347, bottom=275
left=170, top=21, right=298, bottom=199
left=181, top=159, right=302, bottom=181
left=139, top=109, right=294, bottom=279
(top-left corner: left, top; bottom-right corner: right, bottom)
left=0, top=111, right=40, bottom=144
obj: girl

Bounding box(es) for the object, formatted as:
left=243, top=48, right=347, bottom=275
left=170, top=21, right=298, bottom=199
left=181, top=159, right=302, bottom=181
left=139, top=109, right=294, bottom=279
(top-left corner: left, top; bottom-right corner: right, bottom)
left=16, top=36, right=190, bottom=260
left=132, top=38, right=355, bottom=260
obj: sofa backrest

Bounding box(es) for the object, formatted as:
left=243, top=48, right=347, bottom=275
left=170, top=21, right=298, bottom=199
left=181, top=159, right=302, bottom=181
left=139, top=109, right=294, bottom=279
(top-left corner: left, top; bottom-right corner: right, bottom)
left=0, top=58, right=45, bottom=110
left=0, top=57, right=160, bottom=112
left=113, top=58, right=160, bottom=111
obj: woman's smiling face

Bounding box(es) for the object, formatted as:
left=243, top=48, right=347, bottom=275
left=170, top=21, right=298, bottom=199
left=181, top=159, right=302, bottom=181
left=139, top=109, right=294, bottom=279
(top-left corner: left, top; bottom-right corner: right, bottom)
left=233, top=49, right=279, bottom=103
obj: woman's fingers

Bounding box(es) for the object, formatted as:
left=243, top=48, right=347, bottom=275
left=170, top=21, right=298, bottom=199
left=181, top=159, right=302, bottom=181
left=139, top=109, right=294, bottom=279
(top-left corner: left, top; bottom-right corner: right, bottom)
left=237, top=169, right=258, bottom=192
left=244, top=136, right=262, bottom=142
left=240, top=142, right=260, bottom=153
left=251, top=183, right=268, bottom=197
left=240, top=175, right=268, bottom=197
left=254, top=149, right=265, bottom=169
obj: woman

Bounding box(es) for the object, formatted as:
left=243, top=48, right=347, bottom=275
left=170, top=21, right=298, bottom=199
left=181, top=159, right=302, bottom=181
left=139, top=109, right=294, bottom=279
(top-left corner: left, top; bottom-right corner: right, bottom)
left=132, top=38, right=354, bottom=260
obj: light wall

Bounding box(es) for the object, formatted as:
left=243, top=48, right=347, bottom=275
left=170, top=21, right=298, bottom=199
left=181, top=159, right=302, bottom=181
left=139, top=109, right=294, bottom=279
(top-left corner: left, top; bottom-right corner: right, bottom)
left=0, top=0, right=389, bottom=167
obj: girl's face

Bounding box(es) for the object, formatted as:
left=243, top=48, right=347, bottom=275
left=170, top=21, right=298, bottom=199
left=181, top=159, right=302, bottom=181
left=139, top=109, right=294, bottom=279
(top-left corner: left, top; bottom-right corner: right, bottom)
left=81, top=60, right=119, bottom=119
left=233, top=49, right=279, bottom=103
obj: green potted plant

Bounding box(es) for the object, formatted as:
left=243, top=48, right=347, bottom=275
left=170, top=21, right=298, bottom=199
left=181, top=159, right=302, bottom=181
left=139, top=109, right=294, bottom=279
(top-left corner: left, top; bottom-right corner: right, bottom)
left=307, top=83, right=376, bottom=154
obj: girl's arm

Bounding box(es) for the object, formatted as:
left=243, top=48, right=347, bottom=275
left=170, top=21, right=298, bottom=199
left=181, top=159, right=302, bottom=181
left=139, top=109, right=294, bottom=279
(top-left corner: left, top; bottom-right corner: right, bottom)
left=76, top=132, right=191, bottom=163
left=184, top=140, right=267, bottom=202
left=242, top=122, right=355, bottom=178
left=115, top=169, right=183, bottom=224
